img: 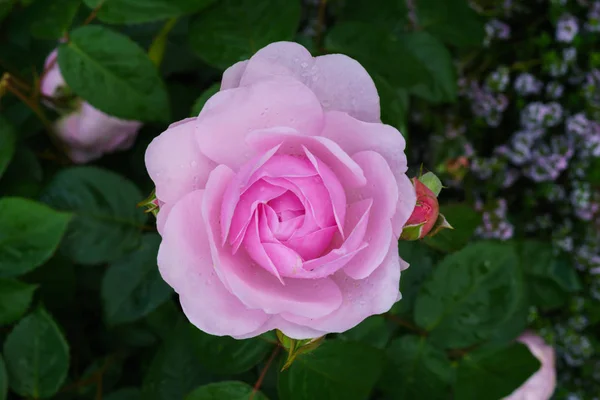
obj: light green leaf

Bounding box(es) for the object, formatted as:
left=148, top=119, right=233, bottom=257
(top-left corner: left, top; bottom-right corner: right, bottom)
left=190, top=83, right=220, bottom=117
left=380, top=336, right=453, bottom=399
left=41, top=166, right=146, bottom=265
left=0, top=117, right=16, bottom=180
left=0, top=279, right=37, bottom=325
left=186, top=381, right=268, bottom=400
left=58, top=25, right=170, bottom=122
left=189, top=326, right=272, bottom=374
left=454, top=342, right=541, bottom=400
left=278, top=340, right=384, bottom=400
left=84, top=0, right=216, bottom=24
left=415, top=242, right=524, bottom=349
left=3, top=308, right=69, bottom=398
left=189, top=0, right=301, bottom=69
left=0, top=197, right=71, bottom=277
left=102, top=234, right=172, bottom=326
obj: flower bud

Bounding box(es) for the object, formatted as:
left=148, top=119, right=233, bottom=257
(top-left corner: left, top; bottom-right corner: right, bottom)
left=401, top=178, right=440, bottom=240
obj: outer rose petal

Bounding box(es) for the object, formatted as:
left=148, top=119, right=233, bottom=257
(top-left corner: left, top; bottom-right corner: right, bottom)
left=55, top=103, right=142, bottom=164
left=196, top=77, right=324, bottom=168
left=40, top=50, right=66, bottom=99
left=145, top=117, right=216, bottom=204
left=203, top=165, right=344, bottom=319
left=158, top=190, right=268, bottom=337
left=503, top=332, right=556, bottom=400
left=343, top=151, right=398, bottom=279
left=237, top=315, right=328, bottom=340
left=319, top=111, right=415, bottom=236
left=283, top=238, right=404, bottom=333
left=237, top=42, right=380, bottom=122
left=221, top=60, right=248, bottom=90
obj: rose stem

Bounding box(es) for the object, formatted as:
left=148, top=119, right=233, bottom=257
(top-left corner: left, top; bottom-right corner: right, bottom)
left=250, top=346, right=281, bottom=400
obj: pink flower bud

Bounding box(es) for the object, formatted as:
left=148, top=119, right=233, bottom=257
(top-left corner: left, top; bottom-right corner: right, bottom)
left=41, top=50, right=142, bottom=164
left=401, top=178, right=440, bottom=240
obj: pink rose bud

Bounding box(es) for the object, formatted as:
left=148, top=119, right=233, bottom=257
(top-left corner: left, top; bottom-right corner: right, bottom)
left=503, top=332, right=556, bottom=400
left=145, top=42, right=417, bottom=340
left=401, top=178, right=440, bottom=240
left=41, top=50, right=142, bottom=163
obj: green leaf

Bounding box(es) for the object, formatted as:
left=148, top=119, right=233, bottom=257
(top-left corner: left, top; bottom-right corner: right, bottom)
left=190, top=83, right=220, bottom=117
left=189, top=0, right=301, bottom=69
left=278, top=340, right=384, bottom=400
left=0, top=279, right=37, bottom=325
left=0, top=0, right=15, bottom=23
left=335, top=0, right=408, bottom=32
left=0, top=197, right=71, bottom=277
left=419, top=172, right=443, bottom=196
left=105, top=388, right=141, bottom=400
left=0, top=354, right=7, bottom=400
left=84, top=0, right=216, bottom=24
left=26, top=0, right=81, bottom=39
left=392, top=241, right=437, bottom=317
left=0, top=147, right=43, bottom=199
left=424, top=203, right=481, bottom=253
left=415, top=0, right=484, bottom=47
left=142, top=319, right=215, bottom=400
left=454, top=342, right=541, bottom=400
left=380, top=336, right=453, bottom=399
left=0, top=117, right=16, bottom=180
left=338, top=316, right=392, bottom=349
left=327, top=24, right=456, bottom=104
left=414, top=242, right=524, bottom=349
left=102, top=234, right=172, bottom=326
left=374, top=76, right=410, bottom=133
left=3, top=308, right=69, bottom=398
left=186, top=381, right=268, bottom=400
left=41, top=166, right=146, bottom=265
left=189, top=326, right=273, bottom=375
left=58, top=25, right=170, bottom=122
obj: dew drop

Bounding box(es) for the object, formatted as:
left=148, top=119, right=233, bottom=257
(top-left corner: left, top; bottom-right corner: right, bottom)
left=300, top=61, right=309, bottom=68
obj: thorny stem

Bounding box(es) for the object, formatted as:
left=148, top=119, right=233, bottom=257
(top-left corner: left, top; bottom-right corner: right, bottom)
left=250, top=346, right=281, bottom=400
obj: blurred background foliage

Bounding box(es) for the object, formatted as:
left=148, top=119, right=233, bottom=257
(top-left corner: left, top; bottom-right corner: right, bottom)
left=0, top=0, right=598, bottom=399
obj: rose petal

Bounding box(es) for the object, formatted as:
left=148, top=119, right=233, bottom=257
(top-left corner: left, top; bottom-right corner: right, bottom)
left=220, top=60, right=248, bottom=90
left=196, top=77, right=324, bottom=168
left=203, top=165, right=344, bottom=319
left=158, top=189, right=268, bottom=337
left=247, top=127, right=366, bottom=187
left=235, top=315, right=328, bottom=340
left=146, top=118, right=216, bottom=204
left=238, top=42, right=380, bottom=122
left=343, top=151, right=398, bottom=279
left=283, top=238, right=404, bottom=332
left=392, top=174, right=417, bottom=238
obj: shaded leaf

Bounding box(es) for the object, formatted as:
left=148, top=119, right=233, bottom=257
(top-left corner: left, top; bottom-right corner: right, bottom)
left=415, top=0, right=485, bottom=47
left=454, top=342, right=541, bottom=400
left=58, top=25, right=170, bottom=122
left=424, top=203, right=481, bottom=253
left=189, top=0, right=301, bottom=69
left=3, top=308, right=69, bottom=398
left=186, top=381, right=268, bottom=400
left=0, top=279, right=37, bottom=325
left=102, top=234, right=172, bottom=325
left=0, top=197, right=71, bottom=277
left=278, top=340, right=384, bottom=400
left=84, top=0, right=216, bottom=24
left=41, top=167, right=146, bottom=265
left=0, top=117, right=16, bottom=180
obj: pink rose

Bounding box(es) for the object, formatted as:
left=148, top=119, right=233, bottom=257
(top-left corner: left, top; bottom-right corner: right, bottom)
left=504, top=332, right=556, bottom=400
left=41, top=51, right=142, bottom=163
left=145, top=42, right=416, bottom=339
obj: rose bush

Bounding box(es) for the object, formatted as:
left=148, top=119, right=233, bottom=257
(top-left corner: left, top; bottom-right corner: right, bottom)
left=145, top=41, right=416, bottom=339
left=41, top=50, right=142, bottom=163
